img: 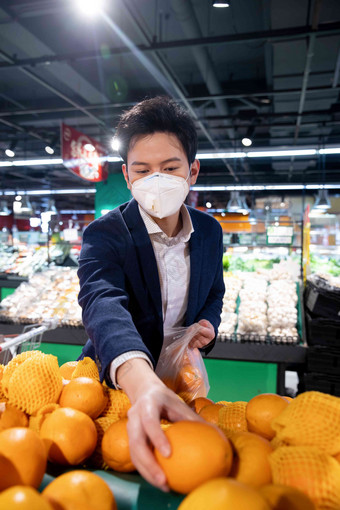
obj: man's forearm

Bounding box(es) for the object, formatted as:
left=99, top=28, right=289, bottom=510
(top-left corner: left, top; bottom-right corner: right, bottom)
left=116, top=358, right=163, bottom=404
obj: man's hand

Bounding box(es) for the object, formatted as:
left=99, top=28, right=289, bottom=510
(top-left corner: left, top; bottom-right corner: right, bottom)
left=188, top=319, right=215, bottom=349
left=116, top=358, right=204, bottom=492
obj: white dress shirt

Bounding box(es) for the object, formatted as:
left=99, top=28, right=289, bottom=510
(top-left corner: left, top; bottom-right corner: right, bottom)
left=109, top=204, right=194, bottom=387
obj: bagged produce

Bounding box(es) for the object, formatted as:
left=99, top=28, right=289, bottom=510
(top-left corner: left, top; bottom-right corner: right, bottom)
left=155, top=325, right=210, bottom=400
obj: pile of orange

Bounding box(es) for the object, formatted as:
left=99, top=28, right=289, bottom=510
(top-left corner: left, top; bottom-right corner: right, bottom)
left=1, top=349, right=340, bottom=510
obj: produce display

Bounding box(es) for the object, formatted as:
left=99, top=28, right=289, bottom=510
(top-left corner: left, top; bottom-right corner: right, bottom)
left=310, top=253, right=340, bottom=277
left=0, top=349, right=340, bottom=509
left=220, top=260, right=300, bottom=343
left=0, top=243, right=71, bottom=278
left=0, top=268, right=82, bottom=326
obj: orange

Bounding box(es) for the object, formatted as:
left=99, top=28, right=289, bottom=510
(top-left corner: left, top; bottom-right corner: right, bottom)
left=58, top=377, right=107, bottom=419
left=162, top=377, right=177, bottom=392
left=59, top=361, right=78, bottom=380
left=189, top=397, right=214, bottom=413
left=199, top=404, right=225, bottom=426
left=89, top=416, right=117, bottom=468
left=283, top=396, right=294, bottom=402
left=246, top=394, right=289, bottom=440
left=0, top=403, right=28, bottom=430
left=178, top=477, right=270, bottom=510
left=42, top=470, right=117, bottom=510
left=259, top=484, right=316, bottom=510
left=101, top=418, right=135, bottom=472
left=0, top=427, right=47, bottom=491
left=335, top=452, right=340, bottom=464
left=0, top=486, right=53, bottom=510
left=40, top=407, right=97, bottom=465
left=29, top=403, right=60, bottom=434
left=229, top=431, right=273, bottom=488
left=154, top=420, right=233, bottom=494
left=176, top=364, right=203, bottom=394
left=218, top=401, right=248, bottom=437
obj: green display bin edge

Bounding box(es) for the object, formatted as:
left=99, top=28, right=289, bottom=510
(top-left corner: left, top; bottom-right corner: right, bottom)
left=40, top=467, right=185, bottom=510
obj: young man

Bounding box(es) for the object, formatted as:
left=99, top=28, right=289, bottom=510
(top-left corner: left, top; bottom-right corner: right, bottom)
left=78, top=96, right=225, bottom=491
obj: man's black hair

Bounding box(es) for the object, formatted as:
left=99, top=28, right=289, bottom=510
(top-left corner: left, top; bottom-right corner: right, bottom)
left=115, top=96, right=197, bottom=165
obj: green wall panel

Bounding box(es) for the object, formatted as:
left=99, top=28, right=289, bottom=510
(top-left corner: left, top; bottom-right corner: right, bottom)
left=38, top=343, right=83, bottom=367
left=204, top=359, right=277, bottom=402
left=1, top=287, right=16, bottom=301
left=95, top=173, right=131, bottom=219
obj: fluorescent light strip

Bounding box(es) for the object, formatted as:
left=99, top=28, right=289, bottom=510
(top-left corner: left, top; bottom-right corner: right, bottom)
left=192, top=184, right=340, bottom=191
left=2, top=189, right=96, bottom=196
left=0, top=148, right=340, bottom=168
left=247, top=149, right=317, bottom=158
left=198, top=152, right=246, bottom=159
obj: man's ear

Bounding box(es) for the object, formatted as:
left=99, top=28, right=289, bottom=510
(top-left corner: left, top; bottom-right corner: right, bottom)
left=122, top=164, right=131, bottom=190
left=190, top=159, right=200, bottom=185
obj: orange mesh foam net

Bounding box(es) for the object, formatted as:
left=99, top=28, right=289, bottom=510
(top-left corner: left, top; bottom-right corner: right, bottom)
left=5, top=351, right=63, bottom=415
left=270, top=446, right=340, bottom=510
left=0, top=364, right=7, bottom=402
left=29, top=403, right=60, bottom=433
left=272, top=391, right=340, bottom=455
left=218, top=401, right=248, bottom=437
left=100, top=389, right=131, bottom=421
left=71, top=357, right=100, bottom=381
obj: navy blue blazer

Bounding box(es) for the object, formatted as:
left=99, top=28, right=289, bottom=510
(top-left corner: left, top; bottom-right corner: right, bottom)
left=77, top=198, right=225, bottom=382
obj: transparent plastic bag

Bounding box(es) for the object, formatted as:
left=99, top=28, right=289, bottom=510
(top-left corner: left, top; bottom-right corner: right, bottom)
left=155, top=324, right=210, bottom=400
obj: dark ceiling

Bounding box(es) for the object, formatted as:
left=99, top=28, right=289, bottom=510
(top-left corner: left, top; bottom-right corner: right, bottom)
left=1, top=0, right=340, bottom=210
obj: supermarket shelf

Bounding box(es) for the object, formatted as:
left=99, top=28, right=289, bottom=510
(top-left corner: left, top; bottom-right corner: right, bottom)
left=206, top=340, right=307, bottom=364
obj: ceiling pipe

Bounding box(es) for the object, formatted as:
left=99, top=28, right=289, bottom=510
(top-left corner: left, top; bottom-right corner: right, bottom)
left=1, top=21, right=340, bottom=70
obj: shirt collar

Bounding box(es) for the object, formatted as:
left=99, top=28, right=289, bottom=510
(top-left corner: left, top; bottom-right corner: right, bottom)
left=138, top=204, right=194, bottom=242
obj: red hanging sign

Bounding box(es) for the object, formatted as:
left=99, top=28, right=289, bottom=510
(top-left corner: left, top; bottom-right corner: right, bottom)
left=61, top=123, right=108, bottom=182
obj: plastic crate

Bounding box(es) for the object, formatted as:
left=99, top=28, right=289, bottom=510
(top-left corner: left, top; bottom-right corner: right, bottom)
left=307, top=346, right=340, bottom=375
left=305, top=312, right=340, bottom=347
left=305, top=279, right=340, bottom=319
left=303, top=372, right=340, bottom=397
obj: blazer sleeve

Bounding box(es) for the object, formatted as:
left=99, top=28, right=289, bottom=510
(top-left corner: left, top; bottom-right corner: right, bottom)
left=77, top=219, right=155, bottom=378
left=195, top=224, right=225, bottom=355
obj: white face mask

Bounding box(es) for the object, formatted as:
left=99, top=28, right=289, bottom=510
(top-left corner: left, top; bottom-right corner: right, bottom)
left=131, top=171, right=190, bottom=219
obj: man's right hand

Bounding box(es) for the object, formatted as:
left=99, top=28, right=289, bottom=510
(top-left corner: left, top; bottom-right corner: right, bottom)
left=116, top=358, right=204, bottom=491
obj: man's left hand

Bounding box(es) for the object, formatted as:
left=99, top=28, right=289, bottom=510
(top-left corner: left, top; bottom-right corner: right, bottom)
left=188, top=319, right=215, bottom=349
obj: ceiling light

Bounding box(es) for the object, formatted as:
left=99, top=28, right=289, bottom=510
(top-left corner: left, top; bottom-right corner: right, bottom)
left=242, top=125, right=255, bottom=147
left=198, top=152, right=246, bottom=159
left=237, top=196, right=250, bottom=215
left=241, top=137, right=252, bottom=147
left=314, top=189, right=331, bottom=210
left=75, top=0, right=105, bottom=16
left=227, top=191, right=243, bottom=213
left=111, top=138, right=120, bottom=151
left=46, top=199, right=58, bottom=215
left=248, top=149, right=317, bottom=158
left=205, top=202, right=212, bottom=208
left=5, top=149, right=15, bottom=158
left=45, top=146, right=55, bottom=155
left=15, top=195, right=22, bottom=201
left=212, top=0, right=230, bottom=6
left=248, top=209, right=257, bottom=225
left=0, top=201, right=10, bottom=216
left=319, top=148, right=340, bottom=154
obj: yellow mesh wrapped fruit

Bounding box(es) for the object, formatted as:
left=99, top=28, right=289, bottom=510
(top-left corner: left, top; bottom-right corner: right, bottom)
left=0, top=364, right=7, bottom=402
left=218, top=402, right=248, bottom=437
left=2, top=351, right=42, bottom=398
left=5, top=352, right=62, bottom=415
left=272, top=391, right=340, bottom=455
left=29, top=403, right=60, bottom=434
left=71, top=357, right=99, bottom=381
left=270, top=446, right=340, bottom=510
left=87, top=416, right=116, bottom=469
left=100, top=389, right=131, bottom=421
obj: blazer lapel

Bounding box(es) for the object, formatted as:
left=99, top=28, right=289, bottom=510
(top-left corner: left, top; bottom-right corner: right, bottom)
left=186, top=222, right=203, bottom=326
left=123, top=199, right=163, bottom=319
